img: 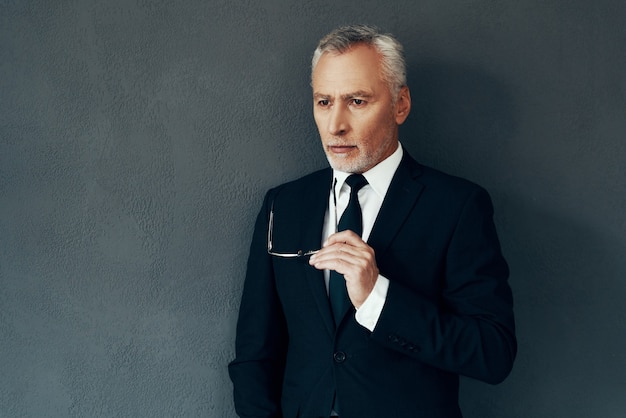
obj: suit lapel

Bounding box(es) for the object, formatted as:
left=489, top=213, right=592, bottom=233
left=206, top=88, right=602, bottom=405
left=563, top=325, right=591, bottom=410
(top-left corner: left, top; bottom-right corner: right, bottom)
left=368, top=153, right=425, bottom=258
left=297, top=170, right=336, bottom=337
left=337, top=154, right=425, bottom=327
left=290, top=155, right=424, bottom=335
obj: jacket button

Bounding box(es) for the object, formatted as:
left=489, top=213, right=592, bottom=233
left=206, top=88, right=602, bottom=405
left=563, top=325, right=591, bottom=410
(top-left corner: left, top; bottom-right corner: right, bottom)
left=333, top=351, right=347, bottom=363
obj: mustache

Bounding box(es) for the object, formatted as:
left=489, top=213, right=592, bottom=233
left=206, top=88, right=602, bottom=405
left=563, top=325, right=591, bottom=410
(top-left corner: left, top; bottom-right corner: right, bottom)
left=323, top=139, right=357, bottom=146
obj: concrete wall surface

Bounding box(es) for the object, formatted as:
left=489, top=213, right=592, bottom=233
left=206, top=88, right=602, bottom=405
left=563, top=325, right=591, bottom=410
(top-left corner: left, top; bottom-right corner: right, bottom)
left=1, top=0, right=625, bottom=416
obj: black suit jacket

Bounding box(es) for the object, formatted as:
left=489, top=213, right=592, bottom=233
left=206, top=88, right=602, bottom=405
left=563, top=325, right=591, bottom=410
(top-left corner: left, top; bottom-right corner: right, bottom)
left=229, top=152, right=516, bottom=418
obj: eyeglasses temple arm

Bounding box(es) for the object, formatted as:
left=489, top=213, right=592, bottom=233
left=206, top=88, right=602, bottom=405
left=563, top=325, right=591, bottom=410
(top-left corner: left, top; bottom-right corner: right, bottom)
left=267, top=204, right=275, bottom=252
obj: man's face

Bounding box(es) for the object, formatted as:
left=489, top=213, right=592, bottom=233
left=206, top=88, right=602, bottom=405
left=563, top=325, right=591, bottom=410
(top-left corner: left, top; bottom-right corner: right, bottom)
left=311, top=44, right=410, bottom=173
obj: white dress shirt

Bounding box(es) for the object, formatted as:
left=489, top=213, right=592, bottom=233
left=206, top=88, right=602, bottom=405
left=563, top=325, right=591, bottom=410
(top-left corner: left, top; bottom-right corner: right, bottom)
left=322, top=143, right=403, bottom=331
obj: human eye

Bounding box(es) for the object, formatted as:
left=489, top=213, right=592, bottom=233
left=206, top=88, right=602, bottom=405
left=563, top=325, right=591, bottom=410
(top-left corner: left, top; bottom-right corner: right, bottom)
left=317, top=98, right=330, bottom=107
left=350, top=98, right=366, bottom=107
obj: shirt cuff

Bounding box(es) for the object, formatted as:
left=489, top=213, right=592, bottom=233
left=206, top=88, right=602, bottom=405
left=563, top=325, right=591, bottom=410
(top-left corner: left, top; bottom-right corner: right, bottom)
left=355, top=275, right=389, bottom=331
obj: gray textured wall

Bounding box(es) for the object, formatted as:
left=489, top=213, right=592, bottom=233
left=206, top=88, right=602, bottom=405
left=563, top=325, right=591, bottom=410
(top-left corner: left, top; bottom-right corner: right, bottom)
left=1, top=0, right=625, bottom=417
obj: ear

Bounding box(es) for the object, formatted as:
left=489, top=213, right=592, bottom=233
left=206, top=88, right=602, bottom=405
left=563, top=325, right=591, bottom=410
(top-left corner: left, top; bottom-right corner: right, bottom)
left=394, top=86, right=411, bottom=125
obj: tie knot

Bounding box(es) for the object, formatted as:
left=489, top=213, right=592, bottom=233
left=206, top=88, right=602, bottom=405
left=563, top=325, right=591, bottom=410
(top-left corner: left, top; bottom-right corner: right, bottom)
left=345, top=174, right=368, bottom=193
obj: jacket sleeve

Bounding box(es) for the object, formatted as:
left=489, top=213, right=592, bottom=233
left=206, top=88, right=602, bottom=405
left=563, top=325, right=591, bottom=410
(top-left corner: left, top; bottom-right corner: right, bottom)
left=228, top=190, right=287, bottom=418
left=370, top=187, right=516, bottom=384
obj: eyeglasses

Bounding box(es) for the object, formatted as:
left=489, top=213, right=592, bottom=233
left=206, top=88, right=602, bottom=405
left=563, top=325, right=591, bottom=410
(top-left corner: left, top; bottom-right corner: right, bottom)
left=267, top=179, right=340, bottom=258
left=267, top=206, right=321, bottom=257
left=267, top=178, right=344, bottom=258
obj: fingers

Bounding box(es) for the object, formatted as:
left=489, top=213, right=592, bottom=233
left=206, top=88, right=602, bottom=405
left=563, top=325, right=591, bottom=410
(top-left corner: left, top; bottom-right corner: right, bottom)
left=322, top=230, right=364, bottom=248
left=309, top=245, right=364, bottom=276
left=308, top=234, right=379, bottom=308
left=309, top=231, right=369, bottom=274
left=308, top=230, right=378, bottom=284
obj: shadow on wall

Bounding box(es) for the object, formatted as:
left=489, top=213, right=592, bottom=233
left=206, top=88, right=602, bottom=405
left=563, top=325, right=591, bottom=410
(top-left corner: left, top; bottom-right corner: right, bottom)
left=511, top=206, right=626, bottom=416
left=401, top=59, right=517, bottom=179
left=399, top=60, right=626, bottom=416
left=461, top=205, right=626, bottom=417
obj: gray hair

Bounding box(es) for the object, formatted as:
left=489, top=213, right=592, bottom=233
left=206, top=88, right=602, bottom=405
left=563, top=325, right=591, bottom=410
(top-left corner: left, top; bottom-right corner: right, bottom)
left=311, top=24, right=407, bottom=95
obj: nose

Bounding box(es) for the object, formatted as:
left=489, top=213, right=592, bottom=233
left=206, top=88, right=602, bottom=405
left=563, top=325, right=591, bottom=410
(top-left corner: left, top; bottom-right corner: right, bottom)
left=328, top=104, right=348, bottom=136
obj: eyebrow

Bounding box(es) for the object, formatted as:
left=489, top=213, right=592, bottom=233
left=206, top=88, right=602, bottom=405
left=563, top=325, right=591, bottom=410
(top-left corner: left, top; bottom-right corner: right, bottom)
left=313, top=90, right=374, bottom=100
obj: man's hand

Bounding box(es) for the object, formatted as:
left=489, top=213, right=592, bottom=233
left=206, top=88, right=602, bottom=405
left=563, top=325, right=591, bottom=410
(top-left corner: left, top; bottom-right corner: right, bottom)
left=309, top=230, right=379, bottom=308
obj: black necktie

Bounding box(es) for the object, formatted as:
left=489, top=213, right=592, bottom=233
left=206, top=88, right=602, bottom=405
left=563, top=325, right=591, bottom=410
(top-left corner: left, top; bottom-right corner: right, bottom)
left=329, top=174, right=369, bottom=325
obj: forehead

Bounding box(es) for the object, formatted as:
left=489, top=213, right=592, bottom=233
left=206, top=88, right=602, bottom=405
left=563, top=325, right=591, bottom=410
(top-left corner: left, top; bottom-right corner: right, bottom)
left=312, top=44, right=386, bottom=92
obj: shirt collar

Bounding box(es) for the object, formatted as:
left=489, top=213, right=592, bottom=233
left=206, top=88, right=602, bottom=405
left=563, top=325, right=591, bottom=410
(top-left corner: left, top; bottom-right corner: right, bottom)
left=333, top=142, right=403, bottom=200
